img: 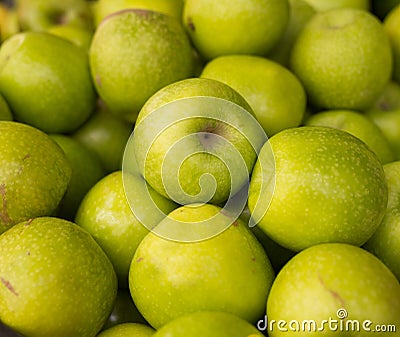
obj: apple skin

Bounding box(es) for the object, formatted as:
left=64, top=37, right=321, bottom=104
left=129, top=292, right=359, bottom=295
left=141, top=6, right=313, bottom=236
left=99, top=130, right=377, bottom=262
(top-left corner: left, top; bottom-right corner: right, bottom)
left=201, top=55, right=307, bottom=136
left=15, top=0, right=94, bottom=31
left=364, top=161, right=400, bottom=280
left=0, top=93, right=12, bottom=121
left=94, top=0, right=183, bottom=26
left=98, top=323, right=154, bottom=337
left=183, top=0, right=289, bottom=60
left=0, top=121, right=71, bottom=234
left=47, top=24, right=93, bottom=50
left=49, top=134, right=105, bottom=221
left=248, top=126, right=388, bottom=252
left=129, top=204, right=275, bottom=329
left=266, top=243, right=400, bottom=337
left=89, top=9, right=194, bottom=122
left=302, top=0, right=370, bottom=11
left=152, top=311, right=264, bottom=337
left=305, top=109, right=395, bottom=164
left=290, top=8, right=392, bottom=111
left=72, top=106, right=133, bottom=173
left=0, top=32, right=96, bottom=133
left=75, top=171, right=177, bottom=288
left=384, top=4, right=400, bottom=83
left=133, top=77, right=265, bottom=206
left=0, top=217, right=118, bottom=337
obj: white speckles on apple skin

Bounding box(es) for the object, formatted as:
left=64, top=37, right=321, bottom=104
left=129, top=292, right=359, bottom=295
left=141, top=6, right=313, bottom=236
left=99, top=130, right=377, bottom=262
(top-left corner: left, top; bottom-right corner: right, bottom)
left=249, top=126, right=388, bottom=251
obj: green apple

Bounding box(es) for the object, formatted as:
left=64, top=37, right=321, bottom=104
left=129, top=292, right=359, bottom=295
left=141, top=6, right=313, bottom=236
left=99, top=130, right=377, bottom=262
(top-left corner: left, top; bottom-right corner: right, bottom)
left=266, top=243, right=400, bottom=337
left=129, top=204, right=275, bottom=328
left=201, top=55, right=307, bottom=136
left=103, top=289, right=148, bottom=329
left=0, top=4, right=19, bottom=42
left=131, top=77, right=266, bottom=207
left=0, top=217, right=118, bottom=337
left=89, top=9, right=194, bottom=122
left=302, top=0, right=370, bottom=11
left=372, top=0, right=400, bottom=19
left=73, top=106, right=133, bottom=173
left=94, top=0, right=184, bottom=26
left=98, top=323, right=154, bottom=337
left=47, top=23, right=93, bottom=50
left=0, top=31, right=96, bottom=133
left=384, top=4, right=400, bottom=83
left=183, top=0, right=289, bottom=60
left=49, top=134, right=105, bottom=220
left=290, top=8, right=392, bottom=110
left=364, top=161, right=400, bottom=280
left=248, top=126, right=388, bottom=252
left=75, top=171, right=177, bottom=287
left=153, top=311, right=264, bottom=337
left=0, top=93, right=12, bottom=121
left=0, top=121, right=71, bottom=234
left=365, top=81, right=400, bottom=160
left=268, top=0, right=316, bottom=66
left=305, top=109, right=395, bottom=164
left=15, top=0, right=93, bottom=31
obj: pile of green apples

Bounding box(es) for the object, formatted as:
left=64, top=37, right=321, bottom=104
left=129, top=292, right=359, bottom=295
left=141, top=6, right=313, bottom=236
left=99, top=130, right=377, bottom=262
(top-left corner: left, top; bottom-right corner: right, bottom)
left=1, top=0, right=400, bottom=336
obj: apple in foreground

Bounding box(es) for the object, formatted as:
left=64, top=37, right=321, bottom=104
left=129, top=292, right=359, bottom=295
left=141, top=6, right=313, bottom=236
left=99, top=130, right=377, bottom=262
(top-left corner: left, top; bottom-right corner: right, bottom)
left=129, top=204, right=275, bottom=329
left=266, top=243, right=400, bottom=336
left=132, top=77, right=266, bottom=206
left=248, top=126, right=388, bottom=251
left=0, top=217, right=118, bottom=337
left=153, top=311, right=264, bottom=337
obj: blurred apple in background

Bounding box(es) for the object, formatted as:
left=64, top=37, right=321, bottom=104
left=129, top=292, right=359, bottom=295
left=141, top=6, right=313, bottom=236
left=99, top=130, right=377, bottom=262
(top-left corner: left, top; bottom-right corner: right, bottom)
left=366, top=81, right=400, bottom=160
left=98, top=323, right=154, bottom=337
left=302, top=0, right=370, bottom=11
left=0, top=93, right=12, bottom=121
left=290, top=8, right=392, bottom=110
left=384, top=4, right=400, bottom=83
left=183, top=0, right=289, bottom=60
left=306, top=109, right=395, bottom=163
left=0, top=32, right=96, bottom=133
left=93, top=0, right=184, bottom=27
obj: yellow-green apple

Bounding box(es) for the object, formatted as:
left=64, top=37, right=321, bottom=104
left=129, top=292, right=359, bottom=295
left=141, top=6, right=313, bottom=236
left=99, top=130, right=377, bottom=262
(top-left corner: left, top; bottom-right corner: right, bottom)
left=46, top=23, right=93, bottom=50
left=129, top=204, right=275, bottom=328
left=384, top=4, right=400, bottom=83
left=0, top=32, right=96, bottom=133
left=152, top=311, right=264, bottom=337
left=15, top=0, right=93, bottom=31
left=89, top=9, right=194, bottom=122
left=306, top=109, right=394, bottom=163
left=131, top=78, right=267, bottom=208
left=73, top=106, right=133, bottom=173
left=93, top=0, right=183, bottom=26
left=364, top=161, right=400, bottom=280
left=248, top=126, right=388, bottom=251
left=290, top=8, right=392, bottom=110
left=183, top=0, right=289, bottom=60
left=268, top=0, right=316, bottom=66
left=49, top=134, right=105, bottom=220
left=0, top=4, right=19, bottom=42
left=0, top=217, right=118, bottom=337
left=365, top=81, right=400, bottom=160
left=201, top=55, right=306, bottom=136
left=98, top=323, right=154, bottom=337
left=0, top=121, right=71, bottom=234
left=266, top=243, right=400, bottom=337
left=75, top=171, right=177, bottom=287
left=302, top=0, right=370, bottom=11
